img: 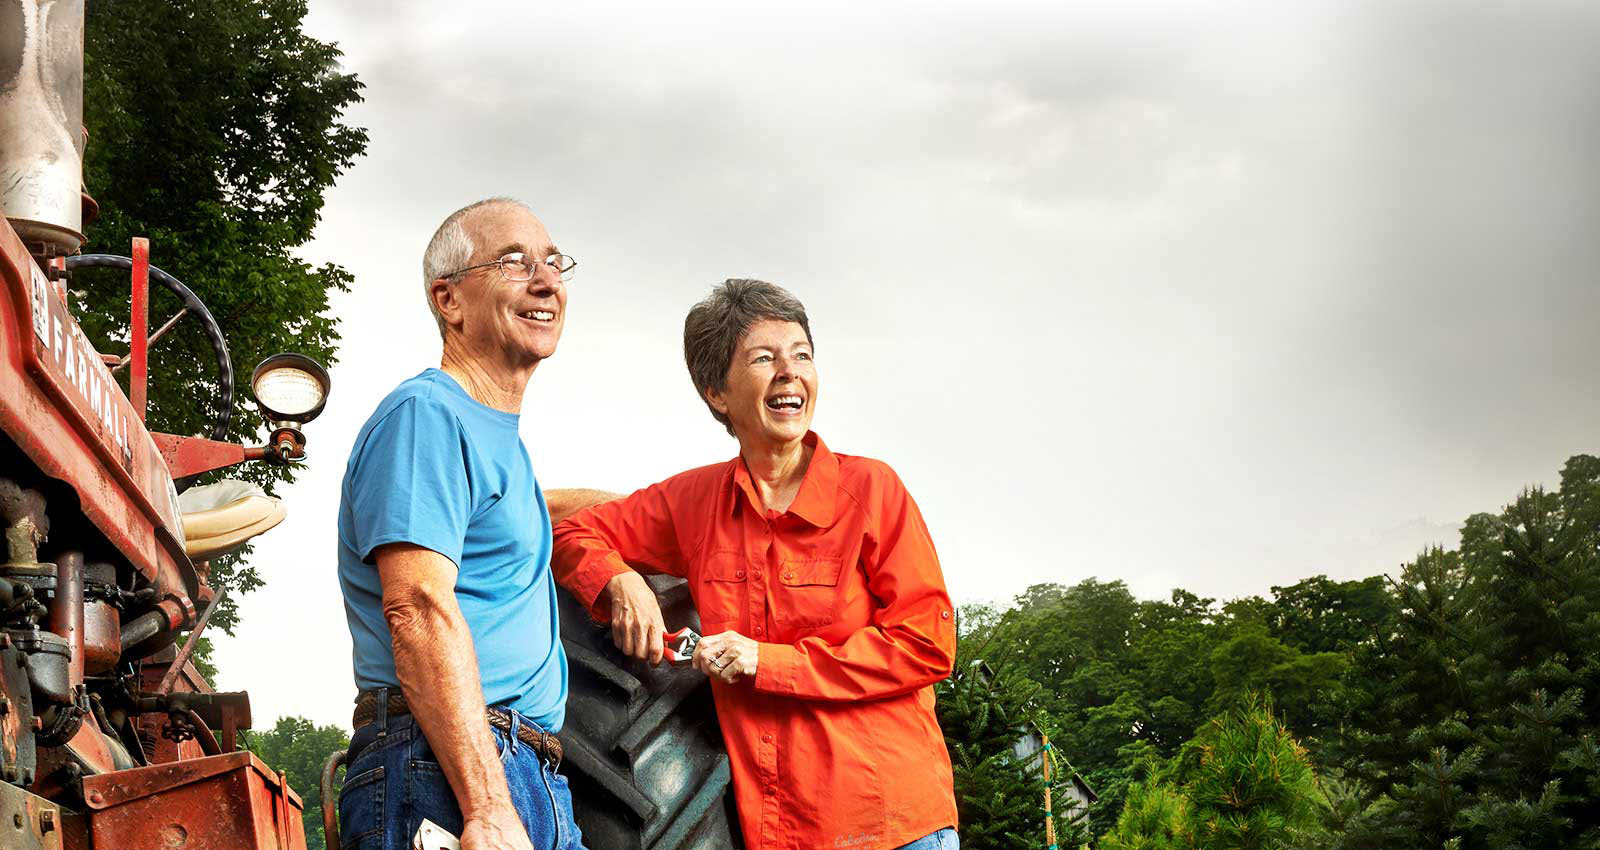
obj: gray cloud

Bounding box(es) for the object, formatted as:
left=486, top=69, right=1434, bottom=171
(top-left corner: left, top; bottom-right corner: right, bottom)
left=214, top=0, right=1600, bottom=726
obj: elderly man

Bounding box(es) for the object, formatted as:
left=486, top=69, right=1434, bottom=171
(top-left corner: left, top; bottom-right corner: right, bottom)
left=335, top=198, right=607, bottom=850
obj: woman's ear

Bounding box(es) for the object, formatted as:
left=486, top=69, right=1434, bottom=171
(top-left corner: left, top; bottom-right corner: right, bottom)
left=704, top=385, right=729, bottom=416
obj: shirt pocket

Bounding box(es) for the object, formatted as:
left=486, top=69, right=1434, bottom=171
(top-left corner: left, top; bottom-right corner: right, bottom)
left=694, top=550, right=749, bottom=622
left=773, top=556, right=845, bottom=628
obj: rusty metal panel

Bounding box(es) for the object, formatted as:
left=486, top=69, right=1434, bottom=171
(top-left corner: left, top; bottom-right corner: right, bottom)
left=0, top=218, right=196, bottom=605
left=0, top=780, right=64, bottom=850
left=83, top=751, right=306, bottom=850
left=0, top=641, right=37, bottom=786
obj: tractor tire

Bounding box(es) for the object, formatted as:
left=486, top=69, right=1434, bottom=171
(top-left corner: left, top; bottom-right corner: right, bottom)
left=556, top=575, right=744, bottom=850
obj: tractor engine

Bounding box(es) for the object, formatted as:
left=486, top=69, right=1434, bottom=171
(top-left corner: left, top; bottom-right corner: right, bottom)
left=0, top=1, right=328, bottom=846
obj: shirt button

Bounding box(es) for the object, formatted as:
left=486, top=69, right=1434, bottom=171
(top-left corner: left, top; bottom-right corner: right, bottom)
left=752, top=570, right=762, bottom=580
left=782, top=572, right=794, bottom=582
left=753, top=625, right=764, bottom=636
left=735, top=569, right=746, bottom=579
left=765, top=785, right=777, bottom=795
left=941, top=610, right=952, bottom=620
left=762, top=734, right=773, bottom=743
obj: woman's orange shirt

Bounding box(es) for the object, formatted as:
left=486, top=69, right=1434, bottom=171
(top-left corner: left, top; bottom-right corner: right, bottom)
left=553, top=433, right=958, bottom=850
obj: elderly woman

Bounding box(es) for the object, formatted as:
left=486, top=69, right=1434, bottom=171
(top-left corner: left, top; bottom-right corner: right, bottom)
left=553, top=279, right=959, bottom=850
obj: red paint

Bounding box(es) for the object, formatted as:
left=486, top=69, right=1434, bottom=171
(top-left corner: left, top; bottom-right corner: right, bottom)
left=0, top=220, right=192, bottom=600
left=83, top=752, right=308, bottom=850
left=2, top=218, right=306, bottom=849
left=150, top=432, right=270, bottom=479
left=130, top=237, right=148, bottom=420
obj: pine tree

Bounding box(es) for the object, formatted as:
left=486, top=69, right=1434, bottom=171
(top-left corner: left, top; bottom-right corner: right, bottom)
left=1100, top=695, right=1325, bottom=850
left=937, top=615, right=1092, bottom=849
left=1329, top=455, right=1600, bottom=850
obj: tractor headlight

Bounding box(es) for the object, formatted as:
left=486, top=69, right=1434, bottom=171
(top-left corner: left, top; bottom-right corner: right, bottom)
left=251, top=353, right=330, bottom=425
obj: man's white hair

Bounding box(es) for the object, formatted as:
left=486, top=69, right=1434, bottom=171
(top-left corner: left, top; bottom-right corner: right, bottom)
left=420, top=197, right=530, bottom=337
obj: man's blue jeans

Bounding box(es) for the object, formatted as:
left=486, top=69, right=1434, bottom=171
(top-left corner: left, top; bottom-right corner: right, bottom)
left=338, top=691, right=585, bottom=850
left=896, top=827, right=960, bottom=849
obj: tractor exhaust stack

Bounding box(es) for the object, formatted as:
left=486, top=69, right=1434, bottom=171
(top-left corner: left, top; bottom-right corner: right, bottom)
left=0, top=0, right=87, bottom=252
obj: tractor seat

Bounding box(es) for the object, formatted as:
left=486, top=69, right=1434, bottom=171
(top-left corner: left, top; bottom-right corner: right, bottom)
left=177, top=479, right=287, bottom=563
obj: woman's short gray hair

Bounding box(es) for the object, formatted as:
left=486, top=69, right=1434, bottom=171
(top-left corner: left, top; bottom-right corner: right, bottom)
left=683, top=279, right=813, bottom=436
left=420, top=197, right=527, bottom=337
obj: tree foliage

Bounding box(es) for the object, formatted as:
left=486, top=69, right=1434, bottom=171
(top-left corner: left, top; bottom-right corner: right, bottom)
left=936, top=611, right=1092, bottom=849
left=1326, top=455, right=1600, bottom=850
left=1102, top=695, right=1323, bottom=850
left=78, top=0, right=366, bottom=632
left=963, top=574, right=1372, bottom=835
left=950, top=454, right=1596, bottom=848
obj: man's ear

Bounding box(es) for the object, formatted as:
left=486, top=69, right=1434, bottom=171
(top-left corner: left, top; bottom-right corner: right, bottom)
left=430, top=277, right=462, bottom=328
left=704, top=385, right=729, bottom=416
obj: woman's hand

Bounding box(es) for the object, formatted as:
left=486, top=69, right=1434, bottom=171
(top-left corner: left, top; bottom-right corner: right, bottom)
left=604, top=571, right=666, bottom=665
left=693, top=631, right=760, bottom=683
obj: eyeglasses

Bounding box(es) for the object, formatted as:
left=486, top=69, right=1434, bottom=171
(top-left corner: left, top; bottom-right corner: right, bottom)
left=445, top=252, right=577, bottom=283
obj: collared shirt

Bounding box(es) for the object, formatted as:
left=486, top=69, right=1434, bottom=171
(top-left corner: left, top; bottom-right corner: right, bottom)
left=553, top=433, right=958, bottom=850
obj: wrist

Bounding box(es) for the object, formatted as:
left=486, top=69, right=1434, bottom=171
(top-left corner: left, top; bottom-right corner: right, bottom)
left=604, top=569, right=641, bottom=600
left=459, top=790, right=517, bottom=821
left=447, top=748, right=516, bottom=817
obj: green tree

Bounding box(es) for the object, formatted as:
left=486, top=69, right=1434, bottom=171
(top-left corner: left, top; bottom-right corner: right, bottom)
left=78, top=0, right=366, bottom=633
left=974, top=580, right=1223, bottom=835
left=1102, top=696, right=1325, bottom=850
left=1102, top=770, right=1195, bottom=850
left=1205, top=625, right=1346, bottom=740
left=1173, top=695, right=1323, bottom=849
left=1329, top=455, right=1600, bottom=850
left=938, top=612, right=1091, bottom=849
left=1265, top=575, right=1392, bottom=656
left=241, top=716, right=351, bottom=850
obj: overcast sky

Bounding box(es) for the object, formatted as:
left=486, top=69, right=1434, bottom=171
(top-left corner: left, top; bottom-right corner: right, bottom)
left=210, top=0, right=1600, bottom=729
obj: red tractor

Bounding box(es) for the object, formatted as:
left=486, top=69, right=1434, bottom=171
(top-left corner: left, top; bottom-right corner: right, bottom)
left=0, top=1, right=329, bottom=845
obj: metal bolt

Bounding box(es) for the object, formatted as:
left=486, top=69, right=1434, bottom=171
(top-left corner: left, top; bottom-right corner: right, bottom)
left=39, top=810, right=54, bottom=833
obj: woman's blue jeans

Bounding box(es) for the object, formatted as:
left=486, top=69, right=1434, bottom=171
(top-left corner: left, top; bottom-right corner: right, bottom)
left=897, top=827, right=961, bottom=849
left=337, top=690, right=585, bottom=850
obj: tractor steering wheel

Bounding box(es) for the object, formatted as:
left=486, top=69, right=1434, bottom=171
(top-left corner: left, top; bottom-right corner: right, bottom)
left=64, top=254, right=234, bottom=443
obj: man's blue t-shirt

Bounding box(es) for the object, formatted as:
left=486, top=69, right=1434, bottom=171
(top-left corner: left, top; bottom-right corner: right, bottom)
left=336, top=368, right=567, bottom=732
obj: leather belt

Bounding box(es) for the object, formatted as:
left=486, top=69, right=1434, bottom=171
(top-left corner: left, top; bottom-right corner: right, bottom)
left=352, top=690, right=563, bottom=768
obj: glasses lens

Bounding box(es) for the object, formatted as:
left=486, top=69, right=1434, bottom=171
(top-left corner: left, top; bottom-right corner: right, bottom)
left=500, top=254, right=534, bottom=281
left=549, top=254, right=576, bottom=281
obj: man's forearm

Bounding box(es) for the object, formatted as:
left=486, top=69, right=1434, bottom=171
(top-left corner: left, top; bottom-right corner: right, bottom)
left=385, top=591, right=512, bottom=819
left=545, top=488, right=623, bottom=525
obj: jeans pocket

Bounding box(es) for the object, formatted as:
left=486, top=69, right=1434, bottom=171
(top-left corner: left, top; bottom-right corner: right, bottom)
left=336, top=765, right=385, bottom=849
left=405, top=759, right=465, bottom=838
